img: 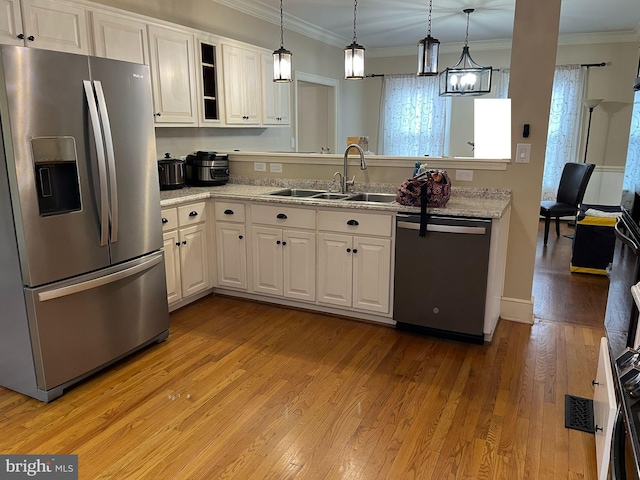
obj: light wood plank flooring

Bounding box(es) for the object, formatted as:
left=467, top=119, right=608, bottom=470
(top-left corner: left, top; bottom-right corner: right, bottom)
left=0, top=219, right=604, bottom=479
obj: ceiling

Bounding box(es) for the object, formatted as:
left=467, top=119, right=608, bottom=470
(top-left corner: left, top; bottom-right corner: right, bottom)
left=213, top=0, right=640, bottom=51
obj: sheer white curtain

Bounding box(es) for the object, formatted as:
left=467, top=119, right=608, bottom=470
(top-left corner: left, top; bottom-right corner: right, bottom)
left=379, top=74, right=450, bottom=156
left=622, top=91, right=640, bottom=194
left=494, top=69, right=510, bottom=99
left=542, top=65, right=586, bottom=200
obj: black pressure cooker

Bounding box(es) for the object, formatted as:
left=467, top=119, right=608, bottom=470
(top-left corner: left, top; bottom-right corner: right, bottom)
left=158, top=153, right=186, bottom=190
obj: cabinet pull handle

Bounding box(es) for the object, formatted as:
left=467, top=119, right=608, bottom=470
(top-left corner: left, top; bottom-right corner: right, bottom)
left=595, top=425, right=603, bottom=432
left=347, top=219, right=359, bottom=226
left=17, top=33, right=24, bottom=39
left=154, top=112, right=162, bottom=117
left=189, top=211, right=198, bottom=217
left=276, top=240, right=281, bottom=245
left=175, top=242, right=180, bottom=246
left=276, top=213, right=288, bottom=220
left=239, top=235, right=243, bottom=239
left=282, top=241, right=287, bottom=246
left=224, top=209, right=234, bottom=215
left=182, top=240, right=187, bottom=245
left=353, top=248, right=358, bottom=253
left=592, top=380, right=600, bottom=386
left=346, top=248, right=351, bottom=253
left=27, top=35, right=34, bottom=41
left=162, top=218, right=168, bottom=224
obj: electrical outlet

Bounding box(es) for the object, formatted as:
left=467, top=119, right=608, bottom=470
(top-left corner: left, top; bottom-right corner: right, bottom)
left=270, top=163, right=283, bottom=173
left=290, top=138, right=295, bottom=148
left=455, top=169, right=474, bottom=181
left=254, top=162, right=266, bottom=172
left=516, top=143, right=531, bottom=163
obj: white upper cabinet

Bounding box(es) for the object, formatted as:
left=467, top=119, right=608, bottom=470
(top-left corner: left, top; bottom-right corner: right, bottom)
left=261, top=53, right=290, bottom=125
left=0, top=0, right=24, bottom=46
left=21, top=0, right=89, bottom=54
left=222, top=43, right=261, bottom=125
left=148, top=24, right=198, bottom=125
left=91, top=11, right=148, bottom=64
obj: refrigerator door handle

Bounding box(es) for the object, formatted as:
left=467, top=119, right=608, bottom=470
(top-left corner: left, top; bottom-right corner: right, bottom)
left=37, top=254, right=163, bottom=302
left=83, top=80, right=109, bottom=247
left=93, top=80, right=118, bottom=244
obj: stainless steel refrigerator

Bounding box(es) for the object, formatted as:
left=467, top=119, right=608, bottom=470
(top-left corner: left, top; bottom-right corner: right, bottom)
left=0, top=46, right=169, bottom=402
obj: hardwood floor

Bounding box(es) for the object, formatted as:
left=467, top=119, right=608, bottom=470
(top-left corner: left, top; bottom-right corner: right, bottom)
left=533, top=219, right=610, bottom=328
left=0, top=221, right=606, bottom=479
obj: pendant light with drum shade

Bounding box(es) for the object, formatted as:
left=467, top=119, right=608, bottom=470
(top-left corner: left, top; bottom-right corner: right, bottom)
left=439, top=9, right=492, bottom=96
left=272, top=0, right=292, bottom=83
left=417, top=0, right=439, bottom=76
left=344, top=0, right=365, bottom=80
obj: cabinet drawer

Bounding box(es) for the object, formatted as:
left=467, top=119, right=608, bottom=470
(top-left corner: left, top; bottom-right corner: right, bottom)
left=178, top=202, right=207, bottom=226
left=215, top=202, right=246, bottom=222
left=252, top=204, right=316, bottom=229
left=161, top=208, right=178, bottom=232
left=318, top=210, right=392, bottom=237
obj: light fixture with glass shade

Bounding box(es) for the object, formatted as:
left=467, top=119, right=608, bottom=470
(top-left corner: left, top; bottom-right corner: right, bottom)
left=439, top=9, right=492, bottom=96
left=344, top=0, right=365, bottom=80
left=417, top=0, right=439, bottom=76
left=272, top=0, right=292, bottom=83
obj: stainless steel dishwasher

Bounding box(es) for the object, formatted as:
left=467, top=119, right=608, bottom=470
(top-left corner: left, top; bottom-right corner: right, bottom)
left=393, top=213, right=492, bottom=344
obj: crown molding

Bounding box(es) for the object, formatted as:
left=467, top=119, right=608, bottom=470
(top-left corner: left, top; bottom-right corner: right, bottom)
left=211, top=0, right=640, bottom=55
left=368, top=31, right=640, bottom=59
left=211, top=0, right=347, bottom=48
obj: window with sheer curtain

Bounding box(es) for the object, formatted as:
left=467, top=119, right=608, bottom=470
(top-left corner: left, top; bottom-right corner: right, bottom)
left=622, top=91, right=640, bottom=195
left=379, top=74, right=450, bottom=156
left=542, top=65, right=586, bottom=200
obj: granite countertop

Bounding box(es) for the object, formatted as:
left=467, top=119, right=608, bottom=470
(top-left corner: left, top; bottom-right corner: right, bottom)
left=160, top=179, right=512, bottom=219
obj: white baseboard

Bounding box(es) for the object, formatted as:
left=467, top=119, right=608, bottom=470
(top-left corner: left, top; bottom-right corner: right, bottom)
left=500, top=296, right=534, bottom=324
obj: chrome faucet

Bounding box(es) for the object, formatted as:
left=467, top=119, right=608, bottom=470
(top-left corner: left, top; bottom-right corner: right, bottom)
left=338, top=143, right=367, bottom=193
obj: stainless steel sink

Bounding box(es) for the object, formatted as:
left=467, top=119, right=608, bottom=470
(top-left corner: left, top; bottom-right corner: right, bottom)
left=311, top=192, right=351, bottom=200
left=268, top=188, right=327, bottom=197
left=343, top=192, right=397, bottom=203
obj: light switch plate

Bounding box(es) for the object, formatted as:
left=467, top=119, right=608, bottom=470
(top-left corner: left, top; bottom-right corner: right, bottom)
left=254, top=162, right=266, bottom=172
left=270, top=163, right=283, bottom=173
left=290, top=138, right=295, bottom=148
left=516, top=143, right=531, bottom=163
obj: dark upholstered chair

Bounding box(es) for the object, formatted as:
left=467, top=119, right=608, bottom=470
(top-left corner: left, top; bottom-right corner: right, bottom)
left=540, top=162, right=595, bottom=246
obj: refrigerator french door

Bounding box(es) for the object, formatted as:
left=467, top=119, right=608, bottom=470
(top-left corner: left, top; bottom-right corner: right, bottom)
left=0, top=46, right=169, bottom=402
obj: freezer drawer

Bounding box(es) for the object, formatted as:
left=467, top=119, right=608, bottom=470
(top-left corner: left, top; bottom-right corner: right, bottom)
left=394, top=215, right=491, bottom=343
left=24, top=252, right=169, bottom=392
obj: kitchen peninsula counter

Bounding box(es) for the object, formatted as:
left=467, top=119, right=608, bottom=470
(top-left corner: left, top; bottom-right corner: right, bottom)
left=160, top=181, right=511, bottom=219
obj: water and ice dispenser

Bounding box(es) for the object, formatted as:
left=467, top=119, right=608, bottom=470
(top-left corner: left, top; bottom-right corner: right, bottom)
left=31, top=136, right=81, bottom=216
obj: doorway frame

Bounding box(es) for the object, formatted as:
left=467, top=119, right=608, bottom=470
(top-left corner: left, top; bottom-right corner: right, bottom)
left=294, top=71, right=339, bottom=154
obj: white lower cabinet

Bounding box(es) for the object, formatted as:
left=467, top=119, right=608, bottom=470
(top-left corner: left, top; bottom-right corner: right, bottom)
left=161, top=202, right=209, bottom=306
left=179, top=223, right=209, bottom=297
left=317, top=210, right=393, bottom=315
left=163, top=229, right=181, bottom=304
left=593, top=336, right=617, bottom=480
left=251, top=226, right=315, bottom=302
left=216, top=222, right=247, bottom=289
left=317, top=233, right=391, bottom=314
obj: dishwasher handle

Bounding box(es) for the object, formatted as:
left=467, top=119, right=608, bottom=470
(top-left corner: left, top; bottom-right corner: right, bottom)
left=397, top=221, right=487, bottom=235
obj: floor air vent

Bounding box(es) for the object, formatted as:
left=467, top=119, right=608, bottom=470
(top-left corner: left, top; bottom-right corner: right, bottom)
left=564, top=394, right=595, bottom=433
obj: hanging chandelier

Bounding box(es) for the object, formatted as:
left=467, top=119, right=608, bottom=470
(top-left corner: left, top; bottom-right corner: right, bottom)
left=344, top=0, right=365, bottom=80
left=417, top=0, right=439, bottom=76
left=272, top=0, right=292, bottom=83
left=439, top=9, right=492, bottom=96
